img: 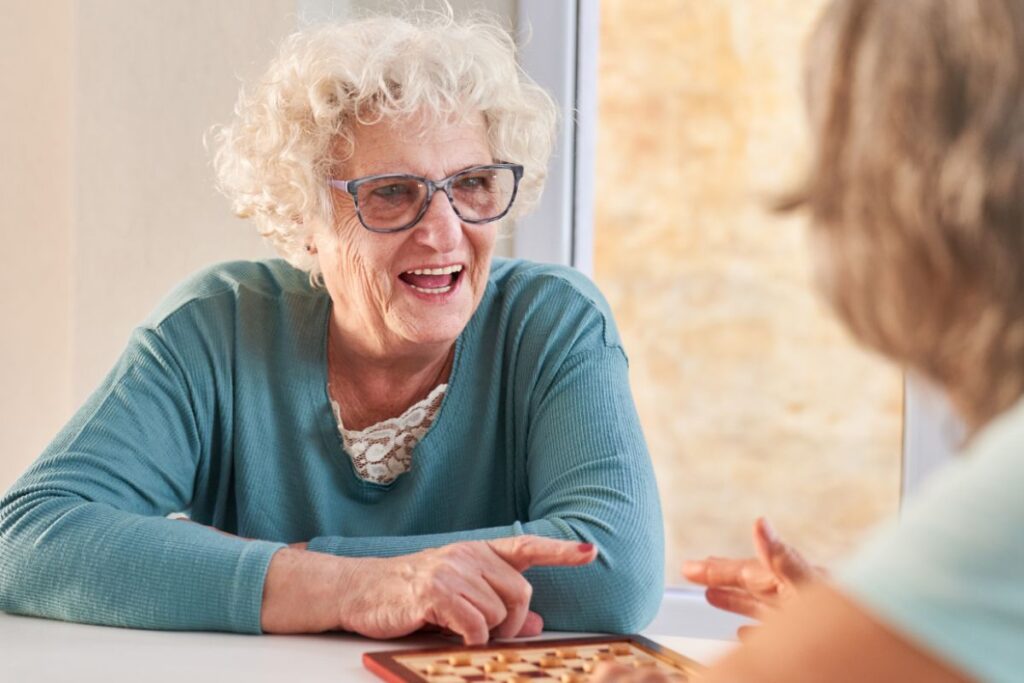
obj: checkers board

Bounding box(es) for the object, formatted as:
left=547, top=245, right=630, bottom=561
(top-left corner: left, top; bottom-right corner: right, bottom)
left=363, top=635, right=703, bottom=682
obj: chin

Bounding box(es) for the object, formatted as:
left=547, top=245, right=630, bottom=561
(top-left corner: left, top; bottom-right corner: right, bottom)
left=391, top=281, right=480, bottom=347
left=404, top=312, right=473, bottom=347
left=386, top=297, right=474, bottom=346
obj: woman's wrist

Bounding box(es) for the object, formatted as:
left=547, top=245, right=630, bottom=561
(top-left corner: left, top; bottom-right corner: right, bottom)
left=261, top=546, right=364, bottom=633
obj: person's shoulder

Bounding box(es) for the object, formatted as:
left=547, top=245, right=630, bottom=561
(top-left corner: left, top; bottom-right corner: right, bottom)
left=836, top=397, right=1024, bottom=683
left=143, top=259, right=316, bottom=328
left=487, top=258, right=621, bottom=349
left=489, top=257, right=606, bottom=301
left=964, top=395, right=1024, bottom=468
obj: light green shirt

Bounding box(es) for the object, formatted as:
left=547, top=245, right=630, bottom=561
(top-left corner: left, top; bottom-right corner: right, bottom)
left=839, top=396, right=1024, bottom=683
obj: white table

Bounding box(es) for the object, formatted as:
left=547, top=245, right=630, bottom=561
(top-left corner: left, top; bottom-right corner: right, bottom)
left=0, top=611, right=733, bottom=682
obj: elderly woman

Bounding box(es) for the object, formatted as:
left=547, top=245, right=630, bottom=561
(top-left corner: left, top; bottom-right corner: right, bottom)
left=0, top=12, right=662, bottom=643
left=598, top=0, right=1024, bottom=681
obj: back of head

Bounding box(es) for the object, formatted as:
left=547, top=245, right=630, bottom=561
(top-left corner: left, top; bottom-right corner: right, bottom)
left=213, top=7, right=555, bottom=278
left=785, top=0, right=1024, bottom=428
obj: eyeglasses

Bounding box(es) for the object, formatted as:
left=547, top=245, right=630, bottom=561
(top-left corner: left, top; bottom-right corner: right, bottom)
left=329, top=163, right=524, bottom=233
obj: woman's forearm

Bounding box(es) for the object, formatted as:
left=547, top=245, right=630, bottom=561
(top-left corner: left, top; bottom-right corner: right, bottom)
left=0, top=494, right=282, bottom=632
left=303, top=516, right=662, bottom=633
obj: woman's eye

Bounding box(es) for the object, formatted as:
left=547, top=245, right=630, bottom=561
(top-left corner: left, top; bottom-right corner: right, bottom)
left=456, top=175, right=491, bottom=191
left=372, top=183, right=411, bottom=199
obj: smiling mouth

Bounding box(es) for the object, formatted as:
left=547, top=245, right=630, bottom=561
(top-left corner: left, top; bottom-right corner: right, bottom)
left=398, top=264, right=464, bottom=294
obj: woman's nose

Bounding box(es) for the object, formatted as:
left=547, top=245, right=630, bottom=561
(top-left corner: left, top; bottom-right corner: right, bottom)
left=413, top=191, right=462, bottom=252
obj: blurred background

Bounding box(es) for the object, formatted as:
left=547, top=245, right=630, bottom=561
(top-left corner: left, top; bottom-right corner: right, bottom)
left=594, top=0, right=902, bottom=580
left=0, top=0, right=901, bottom=595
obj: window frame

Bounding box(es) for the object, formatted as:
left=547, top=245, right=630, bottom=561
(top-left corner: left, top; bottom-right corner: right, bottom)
left=515, top=0, right=961, bottom=638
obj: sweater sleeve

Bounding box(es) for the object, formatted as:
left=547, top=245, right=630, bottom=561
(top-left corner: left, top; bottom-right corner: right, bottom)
left=0, top=325, right=283, bottom=633
left=307, top=285, right=665, bottom=634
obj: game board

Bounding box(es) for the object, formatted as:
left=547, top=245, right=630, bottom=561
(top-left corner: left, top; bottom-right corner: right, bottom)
left=364, top=634, right=703, bottom=682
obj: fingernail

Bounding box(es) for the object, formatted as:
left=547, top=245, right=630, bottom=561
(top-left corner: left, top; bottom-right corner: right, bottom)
left=577, top=543, right=594, bottom=553
left=761, top=518, right=780, bottom=544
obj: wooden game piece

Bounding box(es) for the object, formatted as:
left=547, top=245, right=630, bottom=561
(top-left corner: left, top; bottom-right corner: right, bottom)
left=611, top=643, right=632, bottom=656
left=496, top=651, right=522, bottom=663
left=592, top=651, right=615, bottom=661
left=447, top=653, right=471, bottom=666
left=554, top=648, right=578, bottom=659
left=424, top=662, right=449, bottom=675
left=538, top=655, right=562, bottom=668
left=582, top=661, right=596, bottom=673
left=483, top=660, right=508, bottom=673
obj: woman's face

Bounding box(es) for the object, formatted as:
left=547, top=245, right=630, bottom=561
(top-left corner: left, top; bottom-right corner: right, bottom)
left=314, top=111, right=498, bottom=355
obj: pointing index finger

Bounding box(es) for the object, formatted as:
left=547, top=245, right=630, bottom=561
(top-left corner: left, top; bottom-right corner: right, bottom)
left=486, top=536, right=598, bottom=572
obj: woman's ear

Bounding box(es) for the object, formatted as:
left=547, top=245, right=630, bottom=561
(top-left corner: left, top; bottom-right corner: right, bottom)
left=304, top=221, right=323, bottom=255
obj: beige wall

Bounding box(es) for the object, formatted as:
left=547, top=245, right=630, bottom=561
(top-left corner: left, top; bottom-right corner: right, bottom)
left=1, top=1, right=295, bottom=491
left=0, top=1, right=74, bottom=491
left=72, top=0, right=291, bottom=402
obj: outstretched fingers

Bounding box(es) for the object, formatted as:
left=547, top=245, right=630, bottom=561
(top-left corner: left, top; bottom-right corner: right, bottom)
left=682, top=556, right=779, bottom=598
left=683, top=556, right=746, bottom=587
left=705, top=586, right=769, bottom=620
left=754, top=517, right=816, bottom=586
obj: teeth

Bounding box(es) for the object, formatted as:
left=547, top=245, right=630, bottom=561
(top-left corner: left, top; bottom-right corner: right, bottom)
left=410, top=284, right=453, bottom=294
left=407, top=264, right=463, bottom=276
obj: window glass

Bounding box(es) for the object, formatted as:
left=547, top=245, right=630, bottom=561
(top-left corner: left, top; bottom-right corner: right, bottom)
left=594, top=0, right=903, bottom=584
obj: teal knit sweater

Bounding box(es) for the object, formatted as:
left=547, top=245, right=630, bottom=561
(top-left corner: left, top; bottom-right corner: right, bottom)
left=0, top=258, right=664, bottom=634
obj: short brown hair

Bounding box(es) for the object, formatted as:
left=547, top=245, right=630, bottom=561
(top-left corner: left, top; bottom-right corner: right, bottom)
left=783, top=0, right=1024, bottom=428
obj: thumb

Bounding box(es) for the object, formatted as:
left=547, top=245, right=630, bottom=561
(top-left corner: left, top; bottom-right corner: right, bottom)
left=754, top=518, right=815, bottom=585
left=515, top=611, right=544, bottom=637
left=487, top=535, right=598, bottom=572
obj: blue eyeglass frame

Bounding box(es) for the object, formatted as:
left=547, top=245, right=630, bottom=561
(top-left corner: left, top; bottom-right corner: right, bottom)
left=328, top=162, right=524, bottom=234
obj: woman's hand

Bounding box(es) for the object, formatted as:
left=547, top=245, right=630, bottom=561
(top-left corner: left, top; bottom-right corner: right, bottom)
left=261, top=535, right=598, bottom=644
left=681, top=517, right=820, bottom=622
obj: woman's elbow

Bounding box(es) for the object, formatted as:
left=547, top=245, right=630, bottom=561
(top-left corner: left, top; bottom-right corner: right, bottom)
left=581, top=562, right=664, bottom=633
left=537, top=550, right=664, bottom=633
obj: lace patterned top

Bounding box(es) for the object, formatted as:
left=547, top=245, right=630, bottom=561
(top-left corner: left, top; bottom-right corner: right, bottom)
left=329, top=384, right=448, bottom=485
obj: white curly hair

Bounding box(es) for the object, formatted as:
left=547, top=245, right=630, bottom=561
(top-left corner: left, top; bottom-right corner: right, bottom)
left=212, top=8, right=557, bottom=278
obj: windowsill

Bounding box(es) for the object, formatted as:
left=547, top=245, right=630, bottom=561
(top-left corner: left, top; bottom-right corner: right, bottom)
left=647, top=586, right=751, bottom=640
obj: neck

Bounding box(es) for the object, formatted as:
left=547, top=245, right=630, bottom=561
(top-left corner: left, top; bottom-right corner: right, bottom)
left=326, top=313, right=454, bottom=431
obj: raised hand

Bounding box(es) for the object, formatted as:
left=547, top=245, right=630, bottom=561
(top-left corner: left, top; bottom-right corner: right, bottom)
left=681, top=517, right=820, bottom=622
